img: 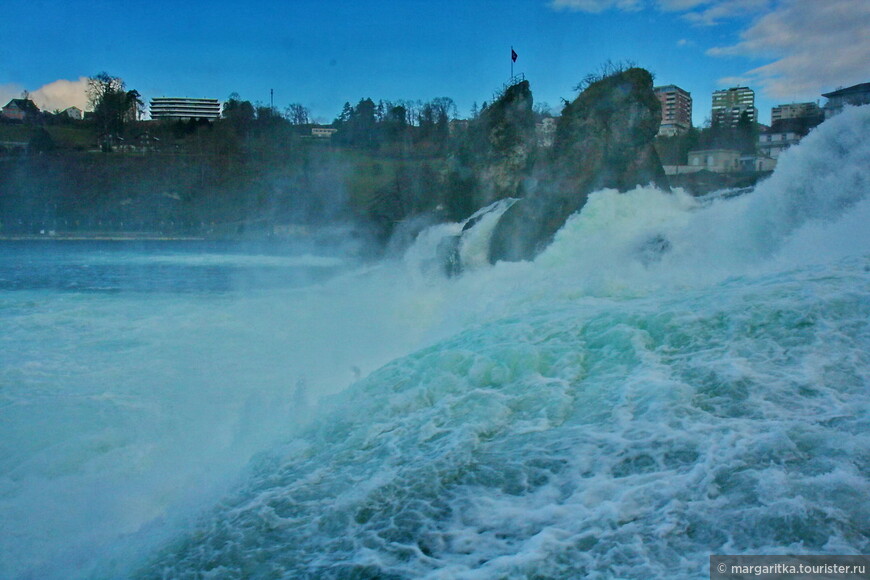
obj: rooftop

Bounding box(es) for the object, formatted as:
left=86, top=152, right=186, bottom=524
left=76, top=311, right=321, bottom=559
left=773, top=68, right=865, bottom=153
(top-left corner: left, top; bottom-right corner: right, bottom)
left=822, top=82, right=870, bottom=98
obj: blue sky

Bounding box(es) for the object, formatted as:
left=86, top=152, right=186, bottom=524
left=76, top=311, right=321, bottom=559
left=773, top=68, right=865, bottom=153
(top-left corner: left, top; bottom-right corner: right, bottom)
left=1, top=0, right=868, bottom=125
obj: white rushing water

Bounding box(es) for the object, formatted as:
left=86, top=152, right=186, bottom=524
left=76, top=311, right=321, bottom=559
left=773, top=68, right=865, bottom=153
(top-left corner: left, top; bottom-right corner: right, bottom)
left=1, top=106, right=868, bottom=579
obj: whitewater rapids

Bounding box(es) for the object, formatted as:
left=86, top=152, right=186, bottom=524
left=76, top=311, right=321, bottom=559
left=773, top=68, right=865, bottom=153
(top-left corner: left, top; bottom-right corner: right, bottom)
left=1, top=106, right=868, bottom=579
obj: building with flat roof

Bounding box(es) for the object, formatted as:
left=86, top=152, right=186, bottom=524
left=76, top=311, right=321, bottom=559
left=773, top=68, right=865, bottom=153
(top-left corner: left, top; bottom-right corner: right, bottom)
left=771, top=102, right=821, bottom=123
left=311, top=126, right=337, bottom=138
left=688, top=149, right=741, bottom=173
left=822, top=82, right=870, bottom=118
left=712, top=86, right=757, bottom=128
left=149, top=98, right=221, bottom=121
left=654, top=85, right=692, bottom=136
left=758, top=126, right=802, bottom=159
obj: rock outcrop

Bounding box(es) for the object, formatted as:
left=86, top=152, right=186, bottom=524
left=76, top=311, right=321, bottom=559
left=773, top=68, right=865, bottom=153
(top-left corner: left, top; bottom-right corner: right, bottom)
left=488, top=68, right=669, bottom=263
left=445, top=81, right=536, bottom=220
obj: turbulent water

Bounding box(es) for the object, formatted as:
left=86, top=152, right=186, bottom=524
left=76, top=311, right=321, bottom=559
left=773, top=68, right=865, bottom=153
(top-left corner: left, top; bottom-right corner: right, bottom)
left=2, top=106, right=869, bottom=580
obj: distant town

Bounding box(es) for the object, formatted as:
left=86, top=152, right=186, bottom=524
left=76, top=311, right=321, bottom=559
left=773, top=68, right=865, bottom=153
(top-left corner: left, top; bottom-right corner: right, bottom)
left=1, top=72, right=868, bottom=242
left=0, top=77, right=870, bottom=175
left=3, top=79, right=869, bottom=176
left=653, top=82, right=870, bottom=176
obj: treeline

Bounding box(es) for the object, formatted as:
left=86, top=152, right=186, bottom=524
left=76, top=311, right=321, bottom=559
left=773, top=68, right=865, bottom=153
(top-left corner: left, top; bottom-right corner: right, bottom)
left=0, top=72, right=559, bottom=245
left=331, top=97, right=457, bottom=154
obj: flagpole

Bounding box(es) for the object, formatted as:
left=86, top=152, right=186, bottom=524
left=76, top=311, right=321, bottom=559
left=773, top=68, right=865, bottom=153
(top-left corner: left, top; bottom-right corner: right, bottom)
left=511, top=46, right=514, bottom=80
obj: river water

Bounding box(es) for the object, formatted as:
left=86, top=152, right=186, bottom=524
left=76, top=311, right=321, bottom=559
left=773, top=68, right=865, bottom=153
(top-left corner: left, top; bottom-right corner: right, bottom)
left=1, top=106, right=868, bottom=579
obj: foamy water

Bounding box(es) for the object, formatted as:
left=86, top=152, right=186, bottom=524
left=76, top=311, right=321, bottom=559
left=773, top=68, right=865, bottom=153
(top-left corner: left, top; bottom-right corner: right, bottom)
left=1, top=106, right=868, bottom=579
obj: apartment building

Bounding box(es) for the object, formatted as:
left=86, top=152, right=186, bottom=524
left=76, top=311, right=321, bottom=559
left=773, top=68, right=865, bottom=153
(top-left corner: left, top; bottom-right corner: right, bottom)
left=760, top=101, right=824, bottom=159
left=654, top=85, right=692, bottom=136
left=712, top=86, right=757, bottom=128
left=771, top=102, right=821, bottom=123
left=149, top=98, right=222, bottom=121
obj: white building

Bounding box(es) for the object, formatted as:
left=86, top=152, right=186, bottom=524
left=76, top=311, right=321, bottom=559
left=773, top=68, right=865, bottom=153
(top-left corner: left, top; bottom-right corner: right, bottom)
left=688, top=149, right=741, bottom=173
left=758, top=127, right=802, bottom=159
left=149, top=98, right=221, bottom=121
left=59, top=106, right=83, bottom=120
left=311, top=126, right=338, bottom=138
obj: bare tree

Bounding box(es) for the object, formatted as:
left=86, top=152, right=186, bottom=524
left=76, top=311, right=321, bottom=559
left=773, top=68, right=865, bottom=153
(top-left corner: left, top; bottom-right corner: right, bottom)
left=284, top=103, right=310, bottom=125
left=87, top=73, right=142, bottom=150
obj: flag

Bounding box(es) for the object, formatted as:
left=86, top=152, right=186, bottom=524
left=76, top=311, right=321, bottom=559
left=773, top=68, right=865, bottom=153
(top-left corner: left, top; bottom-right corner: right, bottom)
left=511, top=48, right=518, bottom=62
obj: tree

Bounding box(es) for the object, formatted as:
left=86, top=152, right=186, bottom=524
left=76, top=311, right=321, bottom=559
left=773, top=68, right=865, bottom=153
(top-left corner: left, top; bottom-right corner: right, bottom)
left=400, top=99, right=422, bottom=126
left=222, top=93, right=256, bottom=136
left=655, top=126, right=699, bottom=165
left=383, top=104, right=409, bottom=142
left=87, top=73, right=142, bottom=150
left=735, top=110, right=757, bottom=154
left=284, top=103, right=310, bottom=125
left=533, top=102, right=553, bottom=120
left=28, top=128, right=55, bottom=153
left=335, top=98, right=379, bottom=149
left=255, top=104, right=281, bottom=127
left=335, top=102, right=353, bottom=126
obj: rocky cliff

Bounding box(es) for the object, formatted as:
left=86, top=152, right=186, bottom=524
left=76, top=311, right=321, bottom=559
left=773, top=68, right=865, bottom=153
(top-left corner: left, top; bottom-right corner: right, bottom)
left=487, top=68, right=669, bottom=263
left=445, top=81, right=536, bottom=220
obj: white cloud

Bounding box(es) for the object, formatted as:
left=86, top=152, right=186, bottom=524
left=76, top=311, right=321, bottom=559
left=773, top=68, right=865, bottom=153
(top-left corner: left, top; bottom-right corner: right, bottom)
left=657, top=0, right=710, bottom=12
left=30, top=77, right=90, bottom=113
left=0, top=78, right=90, bottom=113
left=676, top=0, right=771, bottom=26
left=549, top=0, right=770, bottom=22
left=548, top=0, right=869, bottom=101
left=549, top=0, right=644, bottom=13
left=708, top=0, right=870, bottom=99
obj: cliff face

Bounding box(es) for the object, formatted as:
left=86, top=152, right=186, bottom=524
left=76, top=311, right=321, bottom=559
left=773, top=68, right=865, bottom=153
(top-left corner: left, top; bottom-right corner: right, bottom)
left=446, top=81, right=536, bottom=218
left=477, top=81, right=537, bottom=207
left=487, top=68, right=669, bottom=263
left=551, top=67, right=666, bottom=193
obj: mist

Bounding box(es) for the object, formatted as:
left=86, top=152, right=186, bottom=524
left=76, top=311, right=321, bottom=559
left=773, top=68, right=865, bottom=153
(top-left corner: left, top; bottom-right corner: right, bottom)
left=1, top=73, right=868, bottom=579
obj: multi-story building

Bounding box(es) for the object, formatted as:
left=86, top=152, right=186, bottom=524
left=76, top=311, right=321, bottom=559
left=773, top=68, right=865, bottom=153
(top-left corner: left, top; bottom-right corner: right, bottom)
left=771, top=102, right=821, bottom=123
left=822, top=82, right=870, bottom=118
left=760, top=101, right=824, bottom=159
left=758, top=127, right=802, bottom=159
left=654, top=85, right=692, bottom=136
left=149, top=98, right=221, bottom=121
left=712, top=86, right=757, bottom=128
